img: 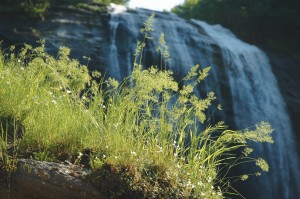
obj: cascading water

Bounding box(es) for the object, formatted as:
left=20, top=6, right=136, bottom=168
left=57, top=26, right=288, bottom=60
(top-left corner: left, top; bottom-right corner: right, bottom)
left=108, top=16, right=121, bottom=80
left=191, top=20, right=300, bottom=199
left=107, top=6, right=300, bottom=199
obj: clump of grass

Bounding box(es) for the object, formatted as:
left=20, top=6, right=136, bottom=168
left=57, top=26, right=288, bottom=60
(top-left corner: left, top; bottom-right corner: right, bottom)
left=75, top=2, right=108, bottom=13
left=0, top=14, right=274, bottom=198
left=21, top=0, right=50, bottom=17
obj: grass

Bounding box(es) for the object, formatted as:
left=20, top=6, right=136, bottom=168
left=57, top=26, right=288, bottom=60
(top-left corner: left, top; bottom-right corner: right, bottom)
left=0, top=14, right=274, bottom=198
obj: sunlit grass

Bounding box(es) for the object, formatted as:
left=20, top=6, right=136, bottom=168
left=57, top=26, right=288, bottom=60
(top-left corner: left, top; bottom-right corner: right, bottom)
left=0, top=14, right=273, bottom=198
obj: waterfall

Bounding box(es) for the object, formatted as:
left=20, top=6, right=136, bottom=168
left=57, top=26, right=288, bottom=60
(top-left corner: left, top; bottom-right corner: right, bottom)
left=191, top=20, right=300, bottom=199
left=108, top=15, right=121, bottom=80
left=107, top=7, right=300, bottom=199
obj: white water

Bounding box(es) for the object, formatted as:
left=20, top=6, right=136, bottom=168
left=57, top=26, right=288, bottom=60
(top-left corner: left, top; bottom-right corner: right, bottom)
left=107, top=8, right=300, bottom=198
left=108, top=15, right=122, bottom=80
left=192, top=20, right=300, bottom=199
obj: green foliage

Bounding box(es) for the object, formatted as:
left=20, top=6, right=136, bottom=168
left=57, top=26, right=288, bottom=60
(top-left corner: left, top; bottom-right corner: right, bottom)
left=172, top=0, right=300, bottom=59
left=92, top=0, right=129, bottom=4
left=0, top=15, right=274, bottom=198
left=0, top=0, right=129, bottom=16
left=21, top=0, right=50, bottom=16
left=0, top=118, right=20, bottom=172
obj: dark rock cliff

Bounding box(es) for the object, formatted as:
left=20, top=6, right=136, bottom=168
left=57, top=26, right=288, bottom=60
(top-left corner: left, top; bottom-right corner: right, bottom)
left=267, top=51, right=300, bottom=149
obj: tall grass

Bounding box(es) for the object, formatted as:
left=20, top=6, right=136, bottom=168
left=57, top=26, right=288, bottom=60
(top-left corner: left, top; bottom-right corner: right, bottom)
left=0, top=14, right=273, bottom=198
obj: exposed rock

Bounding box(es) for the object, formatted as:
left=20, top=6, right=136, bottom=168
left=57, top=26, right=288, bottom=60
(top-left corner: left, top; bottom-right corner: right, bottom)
left=0, top=159, right=107, bottom=199
left=0, top=5, right=111, bottom=72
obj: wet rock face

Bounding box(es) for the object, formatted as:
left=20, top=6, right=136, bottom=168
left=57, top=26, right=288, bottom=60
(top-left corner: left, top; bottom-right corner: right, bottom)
left=267, top=51, right=300, bottom=149
left=0, top=6, right=111, bottom=72
left=0, top=159, right=107, bottom=199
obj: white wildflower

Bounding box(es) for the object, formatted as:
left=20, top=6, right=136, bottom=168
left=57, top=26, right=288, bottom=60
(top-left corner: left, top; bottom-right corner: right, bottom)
left=158, top=146, right=163, bottom=153
left=113, top=123, right=119, bottom=129
left=241, top=175, right=249, bottom=181
left=77, top=152, right=83, bottom=159
left=207, top=176, right=212, bottom=182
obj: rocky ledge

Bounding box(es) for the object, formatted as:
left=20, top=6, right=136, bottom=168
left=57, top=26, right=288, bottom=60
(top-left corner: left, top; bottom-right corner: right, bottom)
left=0, top=159, right=107, bottom=199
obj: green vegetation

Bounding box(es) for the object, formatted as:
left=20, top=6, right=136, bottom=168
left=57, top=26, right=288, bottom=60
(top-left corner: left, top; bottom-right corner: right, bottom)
left=0, top=15, right=273, bottom=198
left=0, top=0, right=129, bottom=16
left=172, top=0, right=300, bottom=59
